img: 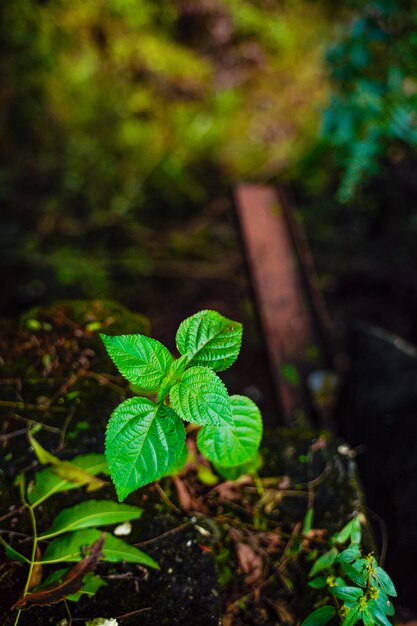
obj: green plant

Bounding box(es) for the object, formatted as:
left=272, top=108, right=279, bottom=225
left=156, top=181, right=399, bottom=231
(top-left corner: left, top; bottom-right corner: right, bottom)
left=322, top=1, right=417, bottom=201
left=101, top=309, right=263, bottom=501
left=302, top=515, right=397, bottom=626
left=0, top=436, right=157, bottom=626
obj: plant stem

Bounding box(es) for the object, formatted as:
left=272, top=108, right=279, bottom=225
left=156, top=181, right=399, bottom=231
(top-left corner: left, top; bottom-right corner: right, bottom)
left=14, top=502, right=38, bottom=626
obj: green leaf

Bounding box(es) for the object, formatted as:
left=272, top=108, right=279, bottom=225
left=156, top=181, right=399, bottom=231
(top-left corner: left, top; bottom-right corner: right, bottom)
left=341, top=607, right=360, bottom=626
left=301, top=606, right=336, bottom=626
left=309, top=547, right=339, bottom=577
left=197, top=395, right=262, bottom=467
left=362, top=608, right=374, bottom=626
left=176, top=310, right=243, bottom=372
left=100, top=333, right=172, bottom=389
left=214, top=453, right=262, bottom=481
left=67, top=573, right=107, bottom=602
left=342, top=562, right=368, bottom=587
left=0, top=535, right=30, bottom=563
left=29, top=432, right=59, bottom=465
left=170, top=366, right=233, bottom=428
left=28, top=436, right=108, bottom=497
left=367, top=604, right=393, bottom=626
left=28, top=454, right=108, bottom=507
left=303, top=508, right=314, bottom=536
left=335, top=545, right=362, bottom=563
left=41, top=529, right=158, bottom=568
left=39, top=500, right=143, bottom=539
left=372, top=566, right=397, bottom=597
left=333, top=517, right=356, bottom=544
left=376, top=589, right=395, bottom=616
left=370, top=592, right=395, bottom=617
left=350, top=516, right=362, bottom=544
left=330, top=586, right=363, bottom=602
left=105, top=397, right=186, bottom=500
left=157, top=354, right=190, bottom=402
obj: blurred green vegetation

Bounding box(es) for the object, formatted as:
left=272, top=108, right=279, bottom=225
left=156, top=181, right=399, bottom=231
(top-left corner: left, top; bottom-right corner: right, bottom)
left=2, top=0, right=417, bottom=326
left=320, top=0, right=417, bottom=201
left=0, top=0, right=330, bottom=312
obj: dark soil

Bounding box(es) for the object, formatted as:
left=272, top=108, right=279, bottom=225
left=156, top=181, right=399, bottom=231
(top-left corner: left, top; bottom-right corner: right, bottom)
left=0, top=300, right=367, bottom=626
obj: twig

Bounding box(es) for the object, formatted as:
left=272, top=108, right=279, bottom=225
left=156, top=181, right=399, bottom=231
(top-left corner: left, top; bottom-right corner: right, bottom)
left=135, top=520, right=192, bottom=548
left=10, top=414, right=61, bottom=434
left=0, top=400, right=66, bottom=413
left=0, top=505, right=25, bottom=524
left=154, top=483, right=182, bottom=515
left=71, top=607, right=152, bottom=622
left=57, top=405, right=77, bottom=451
left=366, top=506, right=388, bottom=567
left=0, top=428, right=27, bottom=442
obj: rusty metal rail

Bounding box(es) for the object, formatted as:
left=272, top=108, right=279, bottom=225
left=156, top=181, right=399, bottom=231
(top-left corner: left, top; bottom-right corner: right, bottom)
left=234, top=183, right=335, bottom=425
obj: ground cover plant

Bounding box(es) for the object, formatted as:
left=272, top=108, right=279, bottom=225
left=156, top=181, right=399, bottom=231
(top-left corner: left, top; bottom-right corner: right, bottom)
left=303, top=515, right=396, bottom=626
left=101, top=309, right=263, bottom=500
left=0, top=435, right=157, bottom=625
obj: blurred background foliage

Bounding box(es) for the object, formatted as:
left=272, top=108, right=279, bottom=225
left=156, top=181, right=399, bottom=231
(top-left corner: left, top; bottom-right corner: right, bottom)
left=320, top=0, right=417, bottom=202
left=1, top=0, right=330, bottom=314
left=2, top=0, right=417, bottom=339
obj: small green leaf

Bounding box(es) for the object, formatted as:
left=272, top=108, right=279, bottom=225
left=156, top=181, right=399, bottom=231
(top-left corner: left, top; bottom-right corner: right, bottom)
left=372, top=566, right=397, bottom=597
left=378, top=590, right=395, bottom=616
left=176, top=310, right=243, bottom=372
left=370, top=592, right=395, bottom=617
left=157, top=354, right=190, bottom=402
left=197, top=395, right=262, bottom=467
left=333, top=518, right=356, bottom=544
left=351, top=516, right=362, bottom=544
left=28, top=454, right=108, bottom=507
left=335, top=545, right=362, bottom=563
left=29, top=432, right=58, bottom=465
left=105, top=397, right=186, bottom=500
left=29, top=434, right=107, bottom=494
left=67, top=573, right=107, bottom=602
left=170, top=366, right=233, bottom=428
left=367, top=604, right=393, bottom=626
left=362, top=608, right=374, bottom=626
left=303, top=508, right=314, bottom=536
left=341, top=606, right=360, bottom=626
left=342, top=562, right=368, bottom=587
left=301, top=606, right=336, bottom=626
left=330, top=586, right=363, bottom=602
left=0, top=535, right=30, bottom=563
left=309, top=547, right=339, bottom=577
left=39, top=500, right=143, bottom=539
left=41, top=529, right=158, bottom=568
left=100, top=333, right=172, bottom=389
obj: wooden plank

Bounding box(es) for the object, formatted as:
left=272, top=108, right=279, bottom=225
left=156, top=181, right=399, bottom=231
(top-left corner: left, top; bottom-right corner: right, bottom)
left=234, top=183, right=323, bottom=423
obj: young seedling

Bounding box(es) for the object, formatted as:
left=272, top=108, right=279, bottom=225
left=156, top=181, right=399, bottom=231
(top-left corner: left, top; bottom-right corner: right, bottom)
left=302, top=514, right=397, bottom=626
left=101, top=310, right=263, bottom=501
